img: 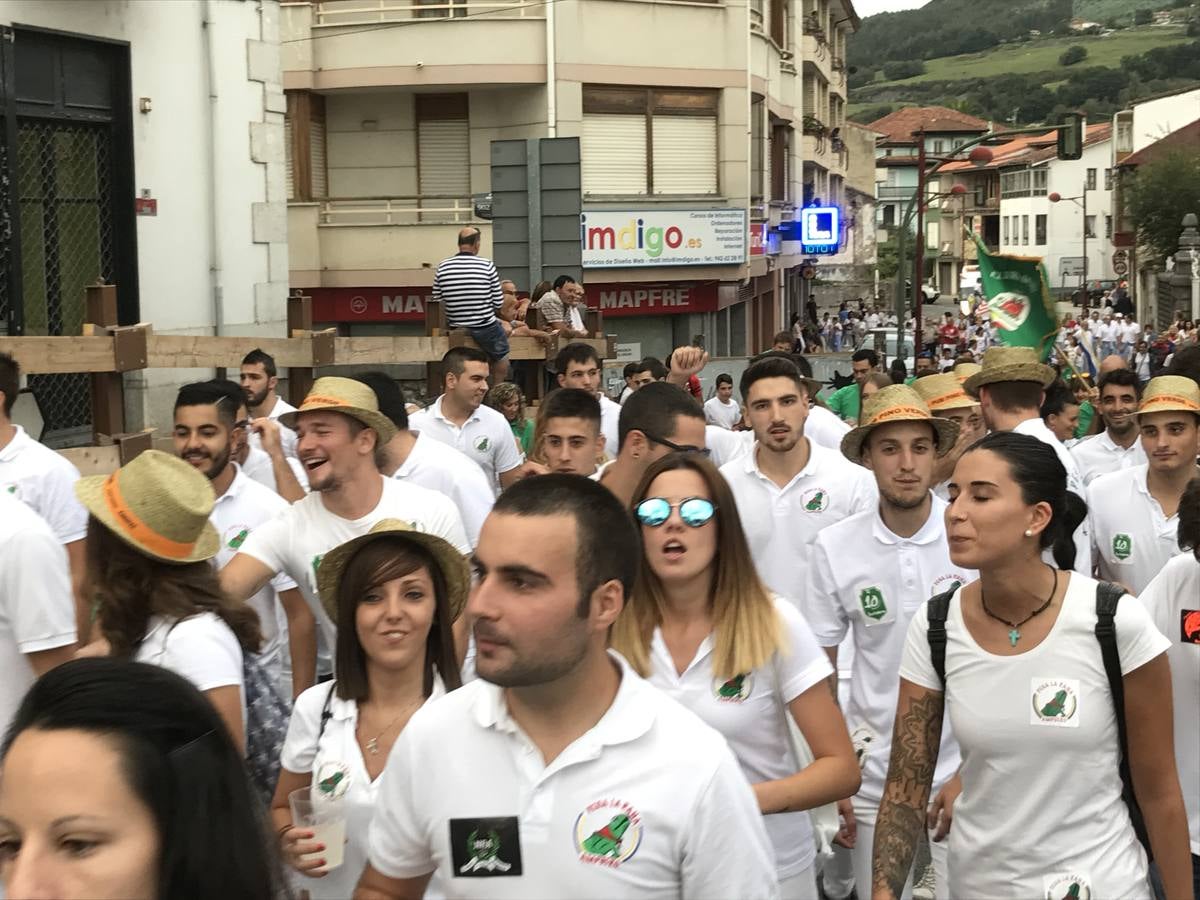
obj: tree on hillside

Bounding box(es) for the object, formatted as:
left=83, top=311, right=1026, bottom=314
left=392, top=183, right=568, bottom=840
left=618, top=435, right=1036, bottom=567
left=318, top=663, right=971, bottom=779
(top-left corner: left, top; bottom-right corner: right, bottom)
left=1059, top=45, right=1088, bottom=66
left=1125, top=150, right=1200, bottom=266
left=883, top=60, right=926, bottom=81
left=1134, top=9, right=1152, bottom=25
left=1057, top=67, right=1129, bottom=106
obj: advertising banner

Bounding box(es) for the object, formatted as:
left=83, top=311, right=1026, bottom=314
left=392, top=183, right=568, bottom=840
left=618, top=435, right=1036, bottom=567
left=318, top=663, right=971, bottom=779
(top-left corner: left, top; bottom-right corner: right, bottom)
left=309, top=288, right=430, bottom=322
left=587, top=282, right=719, bottom=317
left=581, top=209, right=747, bottom=268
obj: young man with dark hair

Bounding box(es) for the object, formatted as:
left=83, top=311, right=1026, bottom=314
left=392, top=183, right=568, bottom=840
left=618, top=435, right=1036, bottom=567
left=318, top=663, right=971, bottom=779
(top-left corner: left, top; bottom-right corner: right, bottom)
left=772, top=331, right=795, bottom=353
left=1071, top=368, right=1146, bottom=486
left=721, top=357, right=876, bottom=599
left=210, top=379, right=307, bottom=503
left=555, top=342, right=620, bottom=457
left=704, top=373, right=741, bottom=430
left=0, top=351, right=90, bottom=642
left=356, top=371, right=493, bottom=548
left=1040, top=380, right=1081, bottom=444
left=433, top=228, right=510, bottom=381
left=173, top=381, right=315, bottom=697
left=409, top=347, right=524, bottom=494
left=633, top=357, right=667, bottom=386
left=540, top=388, right=604, bottom=477
left=827, top=349, right=880, bottom=424
left=618, top=361, right=640, bottom=405
left=356, top=475, right=777, bottom=900
left=240, top=348, right=299, bottom=460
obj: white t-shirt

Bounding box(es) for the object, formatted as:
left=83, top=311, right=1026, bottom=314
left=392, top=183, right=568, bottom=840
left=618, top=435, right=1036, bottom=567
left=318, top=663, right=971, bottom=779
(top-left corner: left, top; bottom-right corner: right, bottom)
left=367, top=652, right=779, bottom=899
left=721, top=440, right=877, bottom=599
left=1071, top=431, right=1147, bottom=488
left=134, top=613, right=245, bottom=727
left=242, top=445, right=310, bottom=495
left=645, top=598, right=833, bottom=879
left=210, top=465, right=298, bottom=685
left=0, top=425, right=88, bottom=544
left=803, top=497, right=971, bottom=824
left=1013, top=417, right=1090, bottom=575
left=598, top=395, right=621, bottom=461
left=236, top=476, right=470, bottom=674
left=704, top=426, right=753, bottom=469
left=1137, top=553, right=1200, bottom=854
left=281, top=678, right=448, bottom=900
left=900, top=573, right=1168, bottom=899
left=248, top=395, right=300, bottom=459
left=409, top=397, right=523, bottom=495
left=1099, top=322, right=1119, bottom=342
left=394, top=432, right=494, bottom=548
left=1087, top=464, right=1182, bottom=595
left=703, top=396, right=741, bottom=430
left=0, top=492, right=76, bottom=734
left=805, top=405, right=853, bottom=450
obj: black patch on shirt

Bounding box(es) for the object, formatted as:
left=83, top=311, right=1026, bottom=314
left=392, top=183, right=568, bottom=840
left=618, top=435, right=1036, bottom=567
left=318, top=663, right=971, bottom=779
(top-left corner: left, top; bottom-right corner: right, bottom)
left=449, top=816, right=523, bottom=877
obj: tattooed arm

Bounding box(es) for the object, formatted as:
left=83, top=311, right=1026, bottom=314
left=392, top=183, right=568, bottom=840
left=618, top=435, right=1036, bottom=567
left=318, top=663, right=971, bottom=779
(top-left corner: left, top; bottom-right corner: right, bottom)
left=871, top=678, right=944, bottom=900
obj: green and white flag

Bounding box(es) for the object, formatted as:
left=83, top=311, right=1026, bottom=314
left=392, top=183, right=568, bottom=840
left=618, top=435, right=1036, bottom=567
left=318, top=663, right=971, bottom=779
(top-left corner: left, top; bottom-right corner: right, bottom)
left=973, top=234, right=1057, bottom=361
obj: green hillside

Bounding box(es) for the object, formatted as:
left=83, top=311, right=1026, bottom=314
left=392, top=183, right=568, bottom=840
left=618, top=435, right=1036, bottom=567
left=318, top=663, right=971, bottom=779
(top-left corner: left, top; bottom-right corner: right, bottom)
left=1076, top=0, right=1175, bottom=21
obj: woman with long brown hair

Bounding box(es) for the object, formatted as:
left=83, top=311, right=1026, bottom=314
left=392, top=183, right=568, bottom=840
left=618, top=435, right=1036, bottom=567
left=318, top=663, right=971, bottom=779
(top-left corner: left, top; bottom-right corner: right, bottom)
left=612, top=452, right=860, bottom=899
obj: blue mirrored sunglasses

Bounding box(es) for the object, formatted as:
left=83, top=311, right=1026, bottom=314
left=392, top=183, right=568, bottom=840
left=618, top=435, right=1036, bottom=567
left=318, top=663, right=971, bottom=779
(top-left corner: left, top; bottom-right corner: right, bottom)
left=634, top=497, right=717, bottom=528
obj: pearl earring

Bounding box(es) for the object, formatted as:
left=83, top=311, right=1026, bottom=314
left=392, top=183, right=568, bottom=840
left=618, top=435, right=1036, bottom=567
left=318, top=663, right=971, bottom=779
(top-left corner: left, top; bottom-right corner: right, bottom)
left=1024, top=529, right=1033, bottom=537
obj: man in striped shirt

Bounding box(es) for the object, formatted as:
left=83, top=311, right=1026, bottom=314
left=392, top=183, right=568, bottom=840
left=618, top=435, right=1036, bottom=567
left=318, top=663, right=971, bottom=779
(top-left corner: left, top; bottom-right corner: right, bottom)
left=433, top=228, right=510, bottom=381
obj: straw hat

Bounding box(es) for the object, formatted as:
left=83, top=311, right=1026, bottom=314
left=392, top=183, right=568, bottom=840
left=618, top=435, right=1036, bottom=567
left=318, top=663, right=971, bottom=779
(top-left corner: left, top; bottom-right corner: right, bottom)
left=74, top=450, right=219, bottom=564
left=316, top=519, right=470, bottom=626
left=841, top=384, right=960, bottom=460
left=963, top=346, right=1056, bottom=397
left=913, top=373, right=978, bottom=411
left=1133, top=375, right=1200, bottom=418
left=953, top=362, right=982, bottom=384
left=279, top=377, right=398, bottom=445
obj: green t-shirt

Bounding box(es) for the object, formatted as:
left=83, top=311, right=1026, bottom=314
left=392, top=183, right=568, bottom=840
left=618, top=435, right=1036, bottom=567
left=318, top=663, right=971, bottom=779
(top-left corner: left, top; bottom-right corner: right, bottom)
left=1074, top=400, right=1094, bottom=439
left=511, top=419, right=535, bottom=455
left=827, top=383, right=861, bottom=423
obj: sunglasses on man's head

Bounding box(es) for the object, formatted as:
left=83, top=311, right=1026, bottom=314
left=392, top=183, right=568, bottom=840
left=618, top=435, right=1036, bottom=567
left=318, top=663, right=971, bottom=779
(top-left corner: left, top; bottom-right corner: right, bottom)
left=641, top=432, right=710, bottom=457
left=634, top=497, right=717, bottom=528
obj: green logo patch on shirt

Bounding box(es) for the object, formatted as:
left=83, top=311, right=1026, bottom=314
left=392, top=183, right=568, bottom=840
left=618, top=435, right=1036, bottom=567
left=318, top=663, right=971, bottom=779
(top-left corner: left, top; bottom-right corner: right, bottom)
left=1112, top=533, right=1132, bottom=561
left=859, top=586, right=887, bottom=621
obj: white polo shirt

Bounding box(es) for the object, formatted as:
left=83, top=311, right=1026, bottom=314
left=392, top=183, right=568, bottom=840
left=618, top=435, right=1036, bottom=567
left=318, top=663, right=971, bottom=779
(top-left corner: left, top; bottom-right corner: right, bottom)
left=1012, top=417, right=1090, bottom=575
left=1137, top=553, right=1200, bottom=854
left=210, top=465, right=298, bottom=685
left=248, top=395, right=299, bottom=459
left=1087, top=464, right=1182, bottom=595
left=368, top=652, right=779, bottom=899
left=236, top=476, right=470, bottom=674
left=803, top=496, right=971, bottom=824
left=0, top=425, right=88, bottom=544
left=1071, top=431, right=1147, bottom=487
left=598, top=395, right=621, bottom=461
left=805, top=404, right=852, bottom=450
left=645, top=599, right=833, bottom=879
left=720, top=440, right=877, bottom=599
left=0, top=492, right=76, bottom=734
left=394, top=431, right=494, bottom=548
left=703, top=396, right=741, bottom=430
left=409, top=397, right=523, bottom=495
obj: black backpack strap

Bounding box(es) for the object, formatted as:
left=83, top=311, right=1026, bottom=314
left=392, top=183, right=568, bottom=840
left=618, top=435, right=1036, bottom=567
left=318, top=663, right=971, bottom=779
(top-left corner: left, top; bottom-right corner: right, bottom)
left=1094, top=582, right=1153, bottom=858
left=926, top=589, right=954, bottom=688
left=317, top=681, right=336, bottom=743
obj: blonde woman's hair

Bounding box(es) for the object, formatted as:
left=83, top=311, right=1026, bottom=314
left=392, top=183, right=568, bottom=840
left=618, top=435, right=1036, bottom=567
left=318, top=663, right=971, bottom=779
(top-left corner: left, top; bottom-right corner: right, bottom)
left=611, top=453, right=785, bottom=680
left=484, top=382, right=525, bottom=428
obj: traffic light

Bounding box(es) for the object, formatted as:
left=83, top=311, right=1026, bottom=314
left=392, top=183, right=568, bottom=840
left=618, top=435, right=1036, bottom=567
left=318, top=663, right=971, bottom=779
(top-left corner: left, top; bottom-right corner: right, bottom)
left=1057, top=113, right=1084, bottom=161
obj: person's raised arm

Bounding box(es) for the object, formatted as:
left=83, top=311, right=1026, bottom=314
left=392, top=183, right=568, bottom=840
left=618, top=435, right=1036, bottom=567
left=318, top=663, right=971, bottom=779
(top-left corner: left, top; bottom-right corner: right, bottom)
left=666, top=346, right=709, bottom=388
left=219, top=553, right=274, bottom=603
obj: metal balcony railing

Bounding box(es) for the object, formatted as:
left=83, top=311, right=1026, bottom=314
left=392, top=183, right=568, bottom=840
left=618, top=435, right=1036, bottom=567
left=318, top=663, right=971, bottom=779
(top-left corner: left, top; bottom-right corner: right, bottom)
left=312, top=0, right=541, bottom=27
left=311, top=196, right=480, bottom=226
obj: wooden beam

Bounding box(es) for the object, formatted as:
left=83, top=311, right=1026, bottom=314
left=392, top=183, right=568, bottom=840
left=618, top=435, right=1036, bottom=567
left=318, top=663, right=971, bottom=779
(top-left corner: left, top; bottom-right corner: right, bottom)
left=0, top=336, right=117, bottom=374
left=58, top=444, right=123, bottom=477
left=146, top=335, right=315, bottom=369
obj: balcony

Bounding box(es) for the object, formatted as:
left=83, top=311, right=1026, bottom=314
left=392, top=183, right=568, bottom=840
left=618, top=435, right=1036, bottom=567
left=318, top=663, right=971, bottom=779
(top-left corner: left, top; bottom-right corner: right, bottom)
left=876, top=184, right=915, bottom=201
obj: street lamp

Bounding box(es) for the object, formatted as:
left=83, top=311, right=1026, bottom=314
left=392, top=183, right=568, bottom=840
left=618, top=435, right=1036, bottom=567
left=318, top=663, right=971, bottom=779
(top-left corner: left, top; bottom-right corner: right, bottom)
left=1050, top=183, right=1091, bottom=307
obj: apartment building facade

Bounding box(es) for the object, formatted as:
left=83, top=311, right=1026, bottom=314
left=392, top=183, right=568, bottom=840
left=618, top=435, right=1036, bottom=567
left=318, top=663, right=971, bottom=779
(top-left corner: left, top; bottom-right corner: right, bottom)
left=282, top=0, right=859, bottom=361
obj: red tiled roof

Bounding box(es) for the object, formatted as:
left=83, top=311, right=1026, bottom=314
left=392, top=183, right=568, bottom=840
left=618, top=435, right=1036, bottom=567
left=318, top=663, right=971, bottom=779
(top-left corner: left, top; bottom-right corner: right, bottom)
left=868, top=106, right=991, bottom=144
left=1120, top=118, right=1200, bottom=167
left=938, top=122, right=1111, bottom=172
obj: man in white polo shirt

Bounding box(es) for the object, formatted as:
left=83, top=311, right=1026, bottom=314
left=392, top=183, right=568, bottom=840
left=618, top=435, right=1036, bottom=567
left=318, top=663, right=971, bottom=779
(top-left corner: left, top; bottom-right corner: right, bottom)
left=720, top=356, right=876, bottom=600
left=804, top=385, right=972, bottom=899
left=355, top=475, right=778, bottom=900
left=357, top=371, right=494, bottom=547
left=219, top=377, right=470, bottom=680
left=1072, top=368, right=1147, bottom=487
left=1088, top=375, right=1200, bottom=595
left=241, top=348, right=299, bottom=459
left=410, top=347, right=523, bottom=495
left=173, top=381, right=315, bottom=697
left=555, top=342, right=620, bottom=459
left=0, top=352, right=90, bottom=642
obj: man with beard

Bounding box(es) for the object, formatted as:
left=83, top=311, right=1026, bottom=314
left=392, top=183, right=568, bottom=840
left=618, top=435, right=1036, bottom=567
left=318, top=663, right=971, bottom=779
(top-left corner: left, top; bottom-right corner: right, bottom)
left=720, top=356, right=876, bottom=600
left=220, top=377, right=470, bottom=681
left=804, top=385, right=973, bottom=900
left=173, top=381, right=315, bottom=696
left=354, top=476, right=778, bottom=900
left=241, top=348, right=299, bottom=459
left=1071, top=368, right=1146, bottom=487
left=208, top=379, right=308, bottom=503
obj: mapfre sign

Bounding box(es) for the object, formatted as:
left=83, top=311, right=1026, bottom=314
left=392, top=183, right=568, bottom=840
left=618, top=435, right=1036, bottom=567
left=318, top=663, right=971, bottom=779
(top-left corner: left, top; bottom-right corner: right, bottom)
left=590, top=282, right=718, bottom=317
left=309, top=288, right=430, bottom=322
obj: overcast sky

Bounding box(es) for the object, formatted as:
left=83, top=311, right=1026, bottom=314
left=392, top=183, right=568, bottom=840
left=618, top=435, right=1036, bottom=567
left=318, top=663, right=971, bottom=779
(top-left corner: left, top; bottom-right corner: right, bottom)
left=853, top=0, right=932, bottom=17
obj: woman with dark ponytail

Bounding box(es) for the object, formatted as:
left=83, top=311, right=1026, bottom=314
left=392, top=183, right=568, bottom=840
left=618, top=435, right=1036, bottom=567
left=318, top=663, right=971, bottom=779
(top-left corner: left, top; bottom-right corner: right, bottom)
left=871, top=432, right=1192, bottom=900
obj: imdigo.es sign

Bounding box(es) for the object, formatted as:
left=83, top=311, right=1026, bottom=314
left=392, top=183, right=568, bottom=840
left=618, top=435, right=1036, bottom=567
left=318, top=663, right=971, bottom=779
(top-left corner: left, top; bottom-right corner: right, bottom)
left=589, top=282, right=718, bottom=317
left=581, top=209, right=747, bottom=269
left=309, top=288, right=430, bottom=322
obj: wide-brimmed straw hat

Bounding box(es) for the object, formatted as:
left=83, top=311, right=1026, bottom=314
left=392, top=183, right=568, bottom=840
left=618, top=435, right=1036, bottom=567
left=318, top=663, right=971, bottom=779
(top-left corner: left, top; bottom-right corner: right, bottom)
left=316, top=519, right=470, bottom=626
left=1133, top=375, right=1200, bottom=418
left=279, top=376, right=398, bottom=445
left=841, top=384, right=960, bottom=461
left=74, top=450, right=219, bottom=564
left=913, top=373, right=979, bottom=411
left=963, top=346, right=1056, bottom=397
left=953, top=362, right=982, bottom=384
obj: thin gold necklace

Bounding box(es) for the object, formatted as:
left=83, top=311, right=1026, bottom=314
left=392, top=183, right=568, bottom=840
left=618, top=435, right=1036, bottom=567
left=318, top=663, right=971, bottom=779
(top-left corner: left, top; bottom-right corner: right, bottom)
left=359, top=699, right=422, bottom=755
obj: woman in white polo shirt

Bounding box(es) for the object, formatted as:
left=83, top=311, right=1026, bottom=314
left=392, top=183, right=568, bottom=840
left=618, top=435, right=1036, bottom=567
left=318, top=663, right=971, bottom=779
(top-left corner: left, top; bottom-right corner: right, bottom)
left=613, top=453, right=860, bottom=899
left=271, top=519, right=467, bottom=900
left=871, top=432, right=1191, bottom=900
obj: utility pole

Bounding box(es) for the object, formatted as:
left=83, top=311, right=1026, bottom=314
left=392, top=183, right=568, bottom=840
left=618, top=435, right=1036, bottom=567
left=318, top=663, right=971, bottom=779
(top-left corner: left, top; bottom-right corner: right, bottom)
left=1081, top=179, right=1088, bottom=304
left=914, top=131, right=927, bottom=356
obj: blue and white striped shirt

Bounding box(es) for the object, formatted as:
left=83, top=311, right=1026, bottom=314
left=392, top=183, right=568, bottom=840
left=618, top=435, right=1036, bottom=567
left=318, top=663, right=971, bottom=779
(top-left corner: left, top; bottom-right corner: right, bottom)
left=432, top=252, right=503, bottom=328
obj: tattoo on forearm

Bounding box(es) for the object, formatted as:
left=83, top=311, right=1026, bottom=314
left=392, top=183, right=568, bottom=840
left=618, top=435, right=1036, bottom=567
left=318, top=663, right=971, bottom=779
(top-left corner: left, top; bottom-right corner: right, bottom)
left=872, top=692, right=944, bottom=899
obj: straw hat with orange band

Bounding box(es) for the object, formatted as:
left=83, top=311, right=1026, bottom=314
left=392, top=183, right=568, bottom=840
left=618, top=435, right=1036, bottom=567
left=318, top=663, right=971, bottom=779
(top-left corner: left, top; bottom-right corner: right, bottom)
left=75, top=450, right=220, bottom=564
left=953, top=362, right=981, bottom=385
left=841, top=384, right=960, bottom=461
left=913, top=372, right=978, bottom=413
left=278, top=376, right=398, bottom=445
left=1132, top=375, right=1200, bottom=420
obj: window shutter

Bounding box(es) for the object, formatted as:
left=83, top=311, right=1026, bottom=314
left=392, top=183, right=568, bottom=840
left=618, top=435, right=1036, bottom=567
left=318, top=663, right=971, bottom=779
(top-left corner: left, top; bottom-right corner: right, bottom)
left=309, top=117, right=328, bottom=198
left=284, top=116, right=295, bottom=199
left=652, top=115, right=717, bottom=195
left=418, top=119, right=470, bottom=196
left=582, top=114, right=648, bottom=195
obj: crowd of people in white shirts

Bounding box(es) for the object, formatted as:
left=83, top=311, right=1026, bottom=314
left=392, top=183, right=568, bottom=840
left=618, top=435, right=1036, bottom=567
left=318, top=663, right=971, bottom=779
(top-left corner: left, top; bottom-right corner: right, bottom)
left=0, top=331, right=1197, bottom=900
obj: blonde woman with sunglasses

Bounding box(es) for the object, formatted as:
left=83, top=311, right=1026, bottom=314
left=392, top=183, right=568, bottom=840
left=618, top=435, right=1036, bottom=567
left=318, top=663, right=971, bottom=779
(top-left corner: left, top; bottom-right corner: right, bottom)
left=613, top=452, right=860, bottom=900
